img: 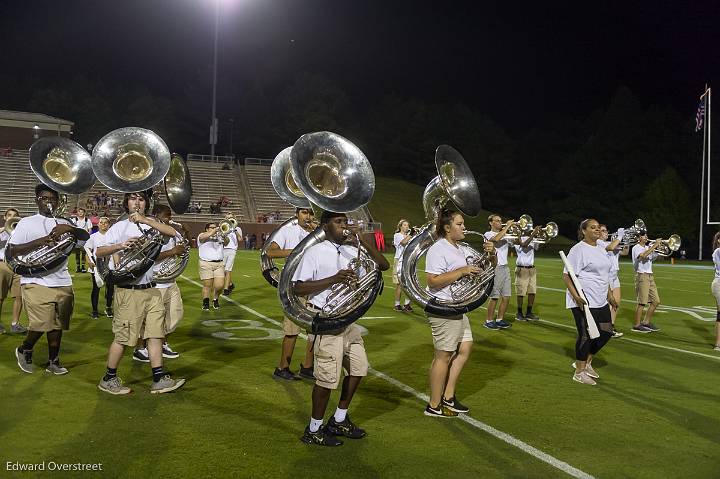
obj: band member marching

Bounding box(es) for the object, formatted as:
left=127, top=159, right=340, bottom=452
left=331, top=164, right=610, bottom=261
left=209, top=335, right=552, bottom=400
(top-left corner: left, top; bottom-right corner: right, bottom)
left=598, top=224, right=626, bottom=337
left=484, top=215, right=515, bottom=329
left=711, top=232, right=720, bottom=351
left=0, top=208, right=26, bottom=334
left=9, top=184, right=88, bottom=374
left=514, top=226, right=541, bottom=321
left=84, top=216, right=114, bottom=319
left=222, top=213, right=243, bottom=296
left=293, top=211, right=389, bottom=446
left=72, top=207, right=92, bottom=273
left=392, top=219, right=413, bottom=312
left=96, top=191, right=185, bottom=394
left=266, top=206, right=315, bottom=380
left=631, top=230, right=662, bottom=333
left=197, top=222, right=228, bottom=310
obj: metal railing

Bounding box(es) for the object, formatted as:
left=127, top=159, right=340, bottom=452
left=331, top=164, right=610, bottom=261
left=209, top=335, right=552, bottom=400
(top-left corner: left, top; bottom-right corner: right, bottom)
left=187, top=154, right=236, bottom=164
left=244, top=157, right=273, bottom=167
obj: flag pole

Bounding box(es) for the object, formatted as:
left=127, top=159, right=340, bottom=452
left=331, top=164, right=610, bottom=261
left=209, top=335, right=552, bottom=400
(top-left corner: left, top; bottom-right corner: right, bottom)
left=699, top=86, right=709, bottom=260
left=707, top=87, right=712, bottom=224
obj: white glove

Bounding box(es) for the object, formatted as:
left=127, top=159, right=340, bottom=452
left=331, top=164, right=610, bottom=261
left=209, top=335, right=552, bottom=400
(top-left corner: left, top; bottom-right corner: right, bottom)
left=616, top=227, right=625, bottom=241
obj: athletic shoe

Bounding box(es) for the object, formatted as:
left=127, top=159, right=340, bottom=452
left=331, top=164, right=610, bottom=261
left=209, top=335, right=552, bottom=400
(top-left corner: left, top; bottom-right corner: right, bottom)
left=393, top=305, right=404, bottom=312
left=98, top=376, right=132, bottom=395
left=642, top=322, right=660, bottom=332
left=202, top=301, right=210, bottom=311
left=442, top=396, right=470, bottom=413
left=300, top=426, right=343, bottom=446
left=496, top=319, right=512, bottom=329
left=273, top=367, right=300, bottom=381
left=15, top=347, right=33, bottom=374
left=611, top=328, right=624, bottom=338
left=525, top=313, right=540, bottom=321
left=424, top=403, right=458, bottom=417
left=162, top=342, right=179, bottom=359
left=10, top=322, right=27, bottom=333
left=150, top=375, right=186, bottom=394
left=403, top=304, right=414, bottom=312
left=631, top=325, right=652, bottom=333
left=133, top=348, right=150, bottom=363
left=91, top=311, right=100, bottom=320
left=483, top=321, right=500, bottom=330
left=105, top=307, right=114, bottom=318
left=572, top=371, right=596, bottom=386
left=45, top=359, right=69, bottom=375
left=81, top=267, right=87, bottom=273
left=570, top=361, right=599, bottom=379
left=515, top=312, right=527, bottom=321
left=76, top=267, right=82, bottom=273
left=713, top=345, right=720, bottom=351
left=298, top=364, right=315, bottom=380
left=222, top=289, right=230, bottom=296
left=327, top=415, right=367, bottom=438
left=213, top=299, right=220, bottom=310
left=228, top=283, right=235, bottom=292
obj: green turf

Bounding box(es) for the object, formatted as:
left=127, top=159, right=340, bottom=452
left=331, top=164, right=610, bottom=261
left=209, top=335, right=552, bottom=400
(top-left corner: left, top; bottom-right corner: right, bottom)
left=1, top=250, right=718, bottom=478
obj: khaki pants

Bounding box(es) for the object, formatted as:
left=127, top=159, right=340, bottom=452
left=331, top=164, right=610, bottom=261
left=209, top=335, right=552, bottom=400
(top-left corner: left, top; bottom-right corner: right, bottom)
left=112, top=288, right=165, bottom=347
left=635, top=273, right=660, bottom=305
left=22, top=284, right=74, bottom=332
left=0, top=261, right=21, bottom=300
left=314, top=324, right=368, bottom=389
left=514, top=266, right=537, bottom=295
left=158, top=283, right=184, bottom=335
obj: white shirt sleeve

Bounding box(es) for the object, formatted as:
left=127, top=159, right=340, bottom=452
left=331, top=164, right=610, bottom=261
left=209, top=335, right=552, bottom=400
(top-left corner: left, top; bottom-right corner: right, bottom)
left=425, top=243, right=447, bottom=275
left=292, top=247, right=318, bottom=282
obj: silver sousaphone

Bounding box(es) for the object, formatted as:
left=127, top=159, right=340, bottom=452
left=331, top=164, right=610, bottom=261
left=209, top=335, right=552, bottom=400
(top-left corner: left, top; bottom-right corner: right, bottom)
left=5, top=137, right=93, bottom=275
left=260, top=146, right=312, bottom=287
left=278, top=132, right=383, bottom=334
left=400, top=145, right=495, bottom=316
left=92, top=127, right=171, bottom=285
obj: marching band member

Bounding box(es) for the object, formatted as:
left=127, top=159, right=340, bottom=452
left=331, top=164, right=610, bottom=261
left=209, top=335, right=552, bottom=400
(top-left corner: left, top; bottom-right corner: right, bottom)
left=222, top=213, right=243, bottom=296
left=0, top=207, right=26, bottom=334
left=631, top=230, right=662, bottom=333
left=424, top=209, right=494, bottom=417
left=84, top=216, right=114, bottom=319
left=267, top=207, right=315, bottom=381
left=10, top=184, right=86, bottom=375
left=563, top=219, right=617, bottom=385
left=197, top=222, right=228, bottom=310
left=484, top=215, right=515, bottom=330
left=96, top=191, right=184, bottom=395
left=294, top=211, right=389, bottom=446
left=711, top=232, right=720, bottom=351
left=72, top=207, right=92, bottom=273
left=392, top=219, right=413, bottom=312
left=598, top=224, right=626, bottom=337
left=514, top=227, right=541, bottom=321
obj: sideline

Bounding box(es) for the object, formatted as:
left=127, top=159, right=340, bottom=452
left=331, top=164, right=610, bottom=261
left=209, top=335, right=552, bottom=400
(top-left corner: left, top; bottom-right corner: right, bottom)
left=179, top=274, right=595, bottom=479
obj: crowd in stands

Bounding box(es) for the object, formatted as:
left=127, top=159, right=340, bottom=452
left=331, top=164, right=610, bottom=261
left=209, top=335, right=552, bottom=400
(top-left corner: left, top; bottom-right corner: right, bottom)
left=0, top=146, right=13, bottom=156
left=256, top=210, right=282, bottom=223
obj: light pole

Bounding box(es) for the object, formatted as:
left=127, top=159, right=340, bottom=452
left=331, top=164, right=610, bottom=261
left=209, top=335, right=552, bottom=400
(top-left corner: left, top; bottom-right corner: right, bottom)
left=209, top=0, right=220, bottom=161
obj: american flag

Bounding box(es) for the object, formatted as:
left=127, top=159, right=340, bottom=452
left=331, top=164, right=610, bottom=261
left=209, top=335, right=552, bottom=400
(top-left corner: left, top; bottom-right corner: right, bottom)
left=696, top=100, right=706, bottom=132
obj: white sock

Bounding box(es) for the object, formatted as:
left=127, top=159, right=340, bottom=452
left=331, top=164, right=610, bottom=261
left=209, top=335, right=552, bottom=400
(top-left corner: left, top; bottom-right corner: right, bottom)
left=394, top=301, right=401, bottom=306
left=334, top=407, right=347, bottom=423
left=404, top=299, right=411, bottom=305
left=309, top=417, right=323, bottom=433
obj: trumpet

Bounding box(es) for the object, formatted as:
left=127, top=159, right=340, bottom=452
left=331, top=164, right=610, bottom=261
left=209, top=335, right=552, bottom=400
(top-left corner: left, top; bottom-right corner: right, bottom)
left=3, top=216, right=19, bottom=235
left=213, top=218, right=237, bottom=242
left=649, top=234, right=681, bottom=257
left=612, top=218, right=646, bottom=247
left=531, top=222, right=559, bottom=245
left=502, top=214, right=534, bottom=241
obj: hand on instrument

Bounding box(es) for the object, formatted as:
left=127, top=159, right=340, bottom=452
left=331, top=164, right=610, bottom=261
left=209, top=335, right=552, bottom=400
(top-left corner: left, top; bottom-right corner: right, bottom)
left=121, top=237, right=142, bottom=250
left=483, top=241, right=495, bottom=254
left=129, top=211, right=148, bottom=225
left=333, top=268, right=357, bottom=284
left=504, top=219, right=515, bottom=230
left=615, top=227, right=625, bottom=241
left=532, top=226, right=541, bottom=237
left=573, top=294, right=587, bottom=307
left=463, top=264, right=481, bottom=276
left=170, top=244, right=186, bottom=256
left=49, top=224, right=74, bottom=241
left=608, top=295, right=618, bottom=310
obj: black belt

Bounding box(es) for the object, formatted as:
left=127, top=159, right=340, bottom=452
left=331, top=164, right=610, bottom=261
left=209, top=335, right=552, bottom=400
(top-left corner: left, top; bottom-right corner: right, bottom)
left=202, top=259, right=223, bottom=263
left=517, top=265, right=535, bottom=269
left=117, top=282, right=156, bottom=290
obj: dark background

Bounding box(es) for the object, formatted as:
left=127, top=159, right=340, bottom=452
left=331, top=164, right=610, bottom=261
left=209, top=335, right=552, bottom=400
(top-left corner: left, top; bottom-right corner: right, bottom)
left=0, top=0, right=718, bottom=253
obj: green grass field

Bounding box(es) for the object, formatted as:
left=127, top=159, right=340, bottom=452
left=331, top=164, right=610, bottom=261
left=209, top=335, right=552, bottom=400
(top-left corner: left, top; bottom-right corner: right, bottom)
left=1, top=250, right=718, bottom=478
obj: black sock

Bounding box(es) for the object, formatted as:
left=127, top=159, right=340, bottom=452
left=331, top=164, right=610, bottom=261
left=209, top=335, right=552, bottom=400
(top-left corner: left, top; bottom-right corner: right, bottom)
left=517, top=307, right=523, bottom=314
left=526, top=306, right=533, bottom=315
left=104, top=367, right=117, bottom=381
left=152, top=366, right=165, bottom=382
left=203, top=298, right=209, bottom=305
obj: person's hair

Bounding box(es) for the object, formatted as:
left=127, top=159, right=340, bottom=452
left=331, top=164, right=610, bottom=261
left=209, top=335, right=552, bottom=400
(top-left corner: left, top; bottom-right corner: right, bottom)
left=4, top=208, right=19, bottom=217
left=436, top=209, right=460, bottom=238
left=98, top=216, right=110, bottom=223
left=205, top=222, right=216, bottom=231
left=713, top=232, right=720, bottom=251
left=396, top=218, right=410, bottom=233
left=488, top=214, right=500, bottom=226
left=577, top=218, right=596, bottom=241
left=599, top=223, right=607, bottom=230
left=122, top=191, right=151, bottom=214
left=77, top=208, right=86, bottom=214
left=320, top=210, right=346, bottom=225
left=35, top=183, right=58, bottom=199
left=152, top=204, right=172, bottom=217
left=296, top=207, right=311, bottom=213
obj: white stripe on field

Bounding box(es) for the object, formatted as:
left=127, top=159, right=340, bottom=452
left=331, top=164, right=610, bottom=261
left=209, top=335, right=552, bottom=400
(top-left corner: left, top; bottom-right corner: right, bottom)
left=179, top=274, right=594, bottom=479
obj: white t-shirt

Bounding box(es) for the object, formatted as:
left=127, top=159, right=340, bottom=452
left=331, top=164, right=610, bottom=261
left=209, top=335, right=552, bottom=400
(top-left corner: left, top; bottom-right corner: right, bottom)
left=224, top=226, right=244, bottom=251
left=84, top=231, right=109, bottom=274
left=564, top=241, right=611, bottom=309
left=292, top=240, right=359, bottom=308
left=103, top=219, right=160, bottom=285
left=72, top=216, right=92, bottom=248
left=0, top=230, right=11, bottom=260
left=597, top=239, right=621, bottom=274
left=154, top=232, right=182, bottom=288
left=8, top=214, right=73, bottom=286
left=393, top=232, right=410, bottom=260
left=632, top=244, right=658, bottom=274
left=272, top=222, right=308, bottom=250
left=199, top=235, right=224, bottom=261
left=514, top=237, right=539, bottom=267
left=425, top=237, right=473, bottom=301
left=713, top=247, right=720, bottom=280
left=484, top=230, right=509, bottom=266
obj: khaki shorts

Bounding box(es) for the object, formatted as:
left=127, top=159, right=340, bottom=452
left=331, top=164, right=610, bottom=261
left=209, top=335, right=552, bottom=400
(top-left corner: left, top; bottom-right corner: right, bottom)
left=635, top=273, right=660, bottom=305
left=158, top=283, right=184, bottom=334
left=199, top=260, right=225, bottom=280
left=112, top=287, right=165, bottom=347
left=427, top=314, right=472, bottom=351
left=392, top=258, right=401, bottom=285
left=0, top=261, right=21, bottom=300
left=314, top=324, right=368, bottom=389
left=22, top=284, right=74, bottom=332
left=514, top=267, right=537, bottom=296
left=711, top=278, right=720, bottom=310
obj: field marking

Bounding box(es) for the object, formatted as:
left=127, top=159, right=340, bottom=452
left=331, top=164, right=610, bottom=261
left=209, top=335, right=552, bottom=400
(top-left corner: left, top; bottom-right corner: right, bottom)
left=179, top=274, right=594, bottom=479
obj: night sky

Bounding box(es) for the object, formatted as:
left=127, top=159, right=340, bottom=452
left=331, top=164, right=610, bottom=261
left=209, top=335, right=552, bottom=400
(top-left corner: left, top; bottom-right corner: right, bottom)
left=1, top=0, right=718, bottom=132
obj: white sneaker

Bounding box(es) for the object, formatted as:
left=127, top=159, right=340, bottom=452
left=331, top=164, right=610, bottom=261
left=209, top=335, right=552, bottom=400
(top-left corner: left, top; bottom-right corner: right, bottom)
left=571, top=361, right=599, bottom=379
left=572, top=371, right=596, bottom=385
left=713, top=345, right=720, bottom=351
left=162, top=342, right=179, bottom=359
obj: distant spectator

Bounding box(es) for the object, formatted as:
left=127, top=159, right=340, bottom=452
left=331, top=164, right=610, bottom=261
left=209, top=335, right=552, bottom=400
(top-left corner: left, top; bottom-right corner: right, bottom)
left=244, top=234, right=250, bottom=249
left=250, top=233, right=257, bottom=249
left=222, top=162, right=230, bottom=170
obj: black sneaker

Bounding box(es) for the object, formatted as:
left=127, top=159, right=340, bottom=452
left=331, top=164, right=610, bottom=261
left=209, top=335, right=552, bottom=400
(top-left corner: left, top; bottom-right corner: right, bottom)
left=91, top=311, right=100, bottom=320
left=300, top=426, right=343, bottom=446
left=213, top=299, right=220, bottom=310
left=81, top=267, right=87, bottom=273
left=105, top=307, right=114, bottom=318
left=424, top=403, right=458, bottom=418
left=442, top=396, right=470, bottom=413
left=228, top=283, right=235, bottom=292
left=222, top=289, right=230, bottom=296
left=298, top=364, right=315, bottom=380
left=403, top=304, right=414, bottom=312
left=202, top=299, right=210, bottom=311
left=327, top=415, right=367, bottom=438
left=273, top=367, right=300, bottom=381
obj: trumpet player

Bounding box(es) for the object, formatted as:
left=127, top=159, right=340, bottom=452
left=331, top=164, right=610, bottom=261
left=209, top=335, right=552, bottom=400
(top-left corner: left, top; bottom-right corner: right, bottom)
left=96, top=191, right=184, bottom=395
left=83, top=216, right=114, bottom=319
left=631, top=230, right=662, bottom=333
left=392, top=219, right=413, bottom=312
left=266, top=206, right=315, bottom=381
left=0, top=207, right=26, bottom=334
left=10, top=185, right=86, bottom=375
left=514, top=226, right=541, bottom=321
left=72, top=207, right=92, bottom=273
left=484, top=215, right=515, bottom=330
left=598, top=224, right=626, bottom=337
left=222, top=213, right=243, bottom=296
left=198, top=221, right=228, bottom=310
left=293, top=211, right=389, bottom=446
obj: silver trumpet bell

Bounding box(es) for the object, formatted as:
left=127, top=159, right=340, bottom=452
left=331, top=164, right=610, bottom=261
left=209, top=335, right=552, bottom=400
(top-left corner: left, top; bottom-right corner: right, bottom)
left=400, top=145, right=495, bottom=316
left=650, top=234, right=681, bottom=257
left=278, top=132, right=383, bottom=334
